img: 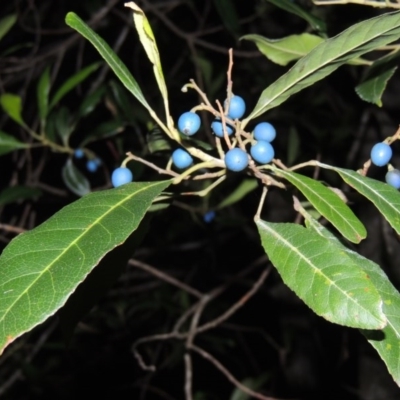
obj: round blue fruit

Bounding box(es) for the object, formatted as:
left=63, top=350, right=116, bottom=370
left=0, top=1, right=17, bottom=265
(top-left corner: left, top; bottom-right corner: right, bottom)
left=111, top=167, right=133, bottom=187
left=385, top=169, right=400, bottom=189
left=224, top=148, right=248, bottom=172
left=203, top=210, right=216, bottom=223
left=250, top=141, right=275, bottom=164
left=370, top=143, right=392, bottom=167
left=211, top=120, right=234, bottom=138
left=172, top=148, right=193, bottom=169
left=86, top=159, right=100, bottom=172
left=74, top=148, right=85, bottom=159
left=177, top=112, right=201, bottom=136
left=225, top=95, right=246, bottom=119
left=254, top=122, right=276, bottom=142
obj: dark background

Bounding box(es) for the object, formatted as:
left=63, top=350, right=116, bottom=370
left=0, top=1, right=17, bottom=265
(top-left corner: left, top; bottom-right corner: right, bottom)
left=1, top=0, right=400, bottom=399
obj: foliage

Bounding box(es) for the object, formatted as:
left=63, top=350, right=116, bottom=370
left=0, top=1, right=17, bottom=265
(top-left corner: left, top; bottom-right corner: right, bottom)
left=2, top=1, right=400, bottom=398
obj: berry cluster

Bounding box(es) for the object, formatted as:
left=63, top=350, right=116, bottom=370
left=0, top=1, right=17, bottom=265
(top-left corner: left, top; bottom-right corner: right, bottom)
left=171, top=95, right=277, bottom=173
left=74, top=148, right=102, bottom=173
left=110, top=94, right=279, bottom=190
left=370, top=142, right=400, bottom=189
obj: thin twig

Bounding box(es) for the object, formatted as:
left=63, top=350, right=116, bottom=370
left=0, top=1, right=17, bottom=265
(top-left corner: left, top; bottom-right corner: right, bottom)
left=0, top=224, right=26, bottom=234
left=196, top=268, right=271, bottom=335
left=191, top=345, right=279, bottom=400
left=129, top=259, right=203, bottom=299
left=184, top=353, right=193, bottom=400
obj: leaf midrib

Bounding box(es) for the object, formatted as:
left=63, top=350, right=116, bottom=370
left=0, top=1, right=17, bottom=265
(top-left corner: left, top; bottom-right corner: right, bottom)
left=251, top=13, right=400, bottom=118
left=282, top=172, right=361, bottom=239
left=0, top=182, right=159, bottom=325
left=258, top=220, right=383, bottom=323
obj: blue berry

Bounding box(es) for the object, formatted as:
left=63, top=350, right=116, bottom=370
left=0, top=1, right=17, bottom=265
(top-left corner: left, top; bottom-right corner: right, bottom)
left=385, top=169, right=400, bottom=189
left=86, top=159, right=100, bottom=172
left=172, top=148, right=193, bottom=169
left=203, top=210, right=216, bottom=223
left=178, top=112, right=201, bottom=136
left=111, top=167, right=133, bottom=187
left=250, top=141, right=275, bottom=164
left=74, top=148, right=85, bottom=159
left=224, top=148, right=248, bottom=172
left=371, top=143, right=392, bottom=167
left=225, top=95, right=246, bottom=119
left=254, top=122, right=276, bottom=142
left=211, top=120, right=234, bottom=138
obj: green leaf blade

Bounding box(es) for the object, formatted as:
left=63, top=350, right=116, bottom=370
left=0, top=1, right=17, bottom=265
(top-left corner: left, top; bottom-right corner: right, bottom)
left=245, top=11, right=400, bottom=122
left=0, top=186, right=42, bottom=206
left=0, top=180, right=170, bottom=355
left=307, top=218, right=400, bottom=385
left=241, top=33, right=324, bottom=66
left=0, top=94, right=26, bottom=127
left=49, top=62, right=101, bottom=110
left=266, top=0, right=326, bottom=32
left=37, top=66, right=51, bottom=125
left=0, top=131, right=29, bottom=155
left=321, top=165, right=400, bottom=235
left=65, top=12, right=151, bottom=112
left=0, top=14, right=17, bottom=41
left=256, top=220, right=386, bottom=329
left=278, top=170, right=366, bottom=243
left=355, top=50, right=400, bottom=106
left=62, top=158, right=90, bottom=196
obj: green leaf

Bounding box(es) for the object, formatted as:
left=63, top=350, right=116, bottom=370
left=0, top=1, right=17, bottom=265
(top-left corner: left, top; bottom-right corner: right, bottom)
left=78, top=85, right=106, bottom=117
left=213, top=0, right=241, bottom=37
left=0, top=180, right=170, bottom=355
left=59, top=216, right=151, bottom=342
left=80, top=119, right=124, bottom=146
left=65, top=13, right=151, bottom=112
left=0, top=93, right=26, bottom=127
left=306, top=216, right=400, bottom=385
left=276, top=170, right=366, bottom=243
left=49, top=62, right=101, bottom=110
left=124, top=2, right=170, bottom=119
left=62, top=158, right=90, bottom=197
left=216, top=179, right=258, bottom=210
left=37, top=66, right=51, bottom=126
left=54, top=107, right=72, bottom=146
left=0, top=186, right=42, bottom=206
left=244, top=11, right=400, bottom=123
left=241, top=33, right=324, bottom=66
left=0, top=14, right=17, bottom=42
left=109, top=80, right=136, bottom=122
left=355, top=50, right=400, bottom=107
left=147, top=126, right=172, bottom=153
left=319, top=164, right=400, bottom=236
left=266, top=0, right=326, bottom=33
left=0, top=130, right=29, bottom=155
left=256, top=220, right=386, bottom=329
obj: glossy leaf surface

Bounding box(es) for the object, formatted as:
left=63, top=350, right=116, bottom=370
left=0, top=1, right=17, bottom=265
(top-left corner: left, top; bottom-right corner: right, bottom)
left=245, top=11, right=400, bottom=122
left=355, top=50, right=400, bottom=106
left=241, top=33, right=324, bottom=66
left=320, top=164, right=400, bottom=235
left=65, top=13, right=151, bottom=112
left=256, top=220, right=386, bottom=329
left=0, top=180, right=170, bottom=355
left=306, top=216, right=400, bottom=385
left=277, top=170, right=366, bottom=243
